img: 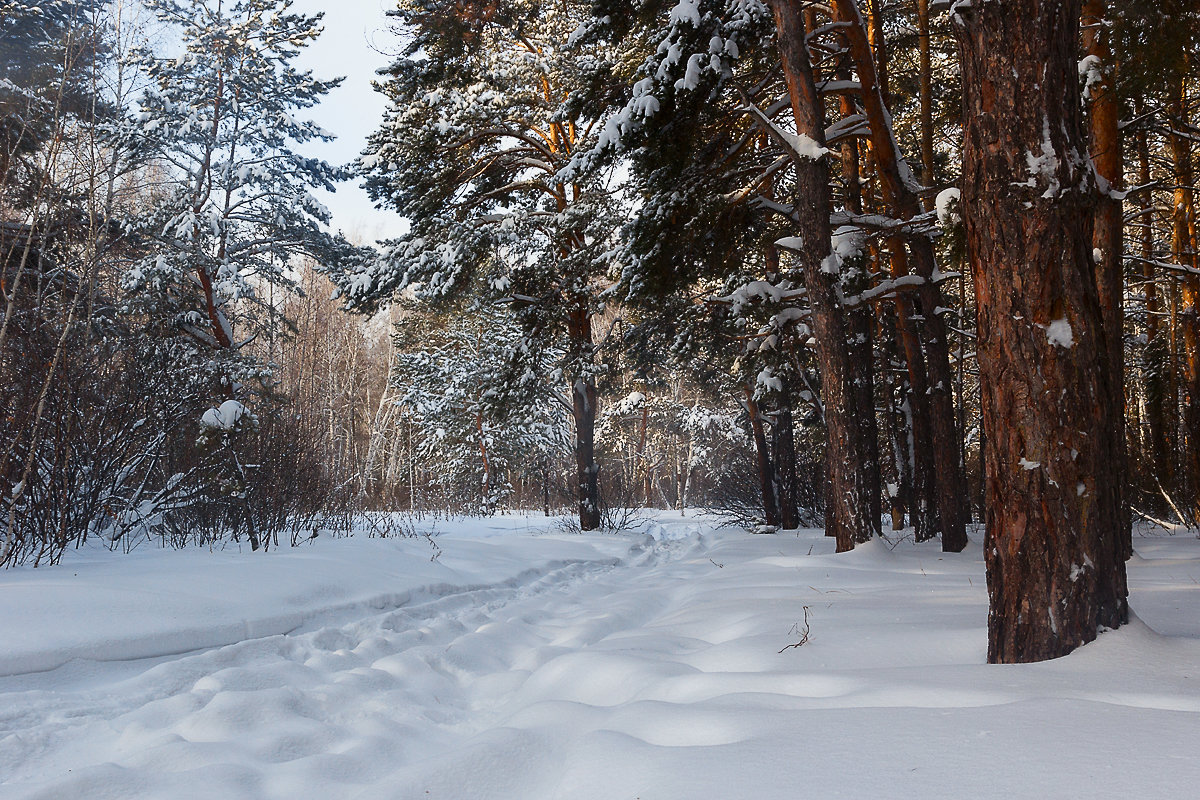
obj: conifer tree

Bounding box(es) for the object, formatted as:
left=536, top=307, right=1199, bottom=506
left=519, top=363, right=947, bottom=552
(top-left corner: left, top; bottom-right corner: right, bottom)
left=954, top=0, right=1129, bottom=662
left=336, top=0, right=624, bottom=530
left=122, top=0, right=347, bottom=389
left=392, top=305, right=570, bottom=514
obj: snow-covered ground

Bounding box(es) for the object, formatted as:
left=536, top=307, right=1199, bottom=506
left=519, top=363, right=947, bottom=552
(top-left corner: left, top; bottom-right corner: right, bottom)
left=2, top=514, right=1199, bottom=799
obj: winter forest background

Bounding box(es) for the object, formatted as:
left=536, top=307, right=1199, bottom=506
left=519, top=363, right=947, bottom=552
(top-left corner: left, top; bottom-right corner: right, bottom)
left=3, top=0, right=1200, bottom=667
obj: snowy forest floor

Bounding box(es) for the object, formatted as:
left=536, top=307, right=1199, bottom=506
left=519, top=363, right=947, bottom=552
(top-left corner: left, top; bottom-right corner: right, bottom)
left=2, top=514, right=1199, bottom=799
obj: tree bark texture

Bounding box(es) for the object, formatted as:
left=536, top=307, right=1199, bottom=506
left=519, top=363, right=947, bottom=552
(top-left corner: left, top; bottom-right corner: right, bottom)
left=1169, top=77, right=1200, bottom=521
left=834, top=0, right=967, bottom=551
left=770, top=0, right=880, bottom=551
left=954, top=0, right=1128, bottom=663
left=1081, top=0, right=1130, bottom=556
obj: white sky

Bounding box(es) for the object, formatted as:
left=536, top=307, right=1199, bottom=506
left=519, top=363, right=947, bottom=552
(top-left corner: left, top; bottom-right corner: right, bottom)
left=289, top=0, right=406, bottom=243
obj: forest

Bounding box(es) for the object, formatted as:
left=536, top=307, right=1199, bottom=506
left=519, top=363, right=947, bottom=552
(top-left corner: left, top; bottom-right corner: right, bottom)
left=3, top=0, right=1200, bottom=673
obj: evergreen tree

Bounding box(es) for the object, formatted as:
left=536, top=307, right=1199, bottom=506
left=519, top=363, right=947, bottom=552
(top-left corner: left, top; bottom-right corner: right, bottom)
left=335, top=0, right=625, bottom=530
left=955, top=0, right=1129, bottom=662
left=392, top=305, right=570, bottom=514
left=122, top=0, right=348, bottom=390
left=0, top=0, right=108, bottom=209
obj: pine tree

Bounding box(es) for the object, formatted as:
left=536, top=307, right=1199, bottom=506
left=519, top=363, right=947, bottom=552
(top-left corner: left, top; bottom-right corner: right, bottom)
left=335, top=0, right=625, bottom=530
left=0, top=0, right=108, bottom=208
left=954, top=0, right=1129, bottom=662
left=391, top=305, right=570, bottom=514
left=122, top=0, right=347, bottom=390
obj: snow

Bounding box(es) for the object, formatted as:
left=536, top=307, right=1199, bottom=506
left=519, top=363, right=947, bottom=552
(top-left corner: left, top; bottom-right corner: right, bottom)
left=755, top=367, right=783, bottom=394
left=935, top=186, right=961, bottom=227
left=780, top=129, right=830, bottom=161
left=200, top=400, right=249, bottom=430
left=1079, top=54, right=1104, bottom=99
left=1046, top=317, right=1075, bottom=348
left=616, top=391, right=646, bottom=413
left=668, top=0, right=701, bottom=27
left=830, top=225, right=866, bottom=262
left=3, top=516, right=1200, bottom=799
left=1024, top=117, right=1062, bottom=198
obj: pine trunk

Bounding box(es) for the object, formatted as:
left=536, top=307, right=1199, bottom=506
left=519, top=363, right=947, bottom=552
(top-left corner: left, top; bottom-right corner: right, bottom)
left=1137, top=126, right=1172, bottom=499
left=773, top=380, right=801, bottom=530
left=834, top=0, right=967, bottom=551
left=879, top=301, right=913, bottom=530
left=745, top=388, right=781, bottom=527
left=567, top=306, right=601, bottom=530
left=770, top=0, right=879, bottom=551
left=955, top=0, right=1128, bottom=663
left=917, top=0, right=935, bottom=212
left=1169, top=78, right=1200, bottom=521
left=834, top=63, right=882, bottom=534
left=890, top=243, right=938, bottom=540
left=848, top=303, right=882, bottom=531
left=1082, top=0, right=1129, bottom=556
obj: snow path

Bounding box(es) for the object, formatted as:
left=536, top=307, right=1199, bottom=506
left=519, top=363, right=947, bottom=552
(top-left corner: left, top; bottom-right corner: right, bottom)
left=3, top=517, right=1200, bottom=799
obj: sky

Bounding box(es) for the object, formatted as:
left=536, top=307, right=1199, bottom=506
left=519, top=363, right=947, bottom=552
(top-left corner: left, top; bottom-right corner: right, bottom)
left=289, top=0, right=406, bottom=243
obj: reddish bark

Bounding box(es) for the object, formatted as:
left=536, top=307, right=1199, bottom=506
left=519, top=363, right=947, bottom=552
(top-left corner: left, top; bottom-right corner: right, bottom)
left=1082, top=0, right=1129, bottom=555
left=833, top=0, right=967, bottom=551
left=769, top=0, right=879, bottom=550
left=955, top=0, right=1128, bottom=662
left=1169, top=77, right=1200, bottom=520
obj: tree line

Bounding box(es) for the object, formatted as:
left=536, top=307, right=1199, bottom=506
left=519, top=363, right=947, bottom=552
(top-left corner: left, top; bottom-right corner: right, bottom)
left=3, top=0, right=1200, bottom=663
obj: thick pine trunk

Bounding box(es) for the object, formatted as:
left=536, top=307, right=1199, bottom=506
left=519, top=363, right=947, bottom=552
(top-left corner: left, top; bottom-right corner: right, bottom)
left=567, top=306, right=601, bottom=530
left=770, top=0, right=879, bottom=551
left=955, top=0, right=1128, bottom=662
left=1082, top=0, right=1129, bottom=556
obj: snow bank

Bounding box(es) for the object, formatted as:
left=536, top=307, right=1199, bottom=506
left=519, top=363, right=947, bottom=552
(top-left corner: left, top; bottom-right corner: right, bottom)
left=0, top=516, right=641, bottom=676
left=2, top=517, right=1199, bottom=800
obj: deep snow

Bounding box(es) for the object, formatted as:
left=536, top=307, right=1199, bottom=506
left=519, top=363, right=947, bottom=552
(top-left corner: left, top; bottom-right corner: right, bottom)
left=1, top=514, right=1199, bottom=799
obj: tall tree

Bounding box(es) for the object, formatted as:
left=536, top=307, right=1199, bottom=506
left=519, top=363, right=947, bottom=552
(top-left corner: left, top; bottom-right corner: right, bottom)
left=769, top=0, right=879, bottom=550
left=338, top=0, right=622, bottom=530
left=1081, top=0, right=1129, bottom=555
left=124, top=0, right=346, bottom=389
left=831, top=0, right=967, bottom=552
left=954, top=0, right=1128, bottom=662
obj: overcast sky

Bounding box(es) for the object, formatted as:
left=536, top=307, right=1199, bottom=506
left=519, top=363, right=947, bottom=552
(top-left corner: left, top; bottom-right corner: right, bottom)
left=289, top=0, right=405, bottom=243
